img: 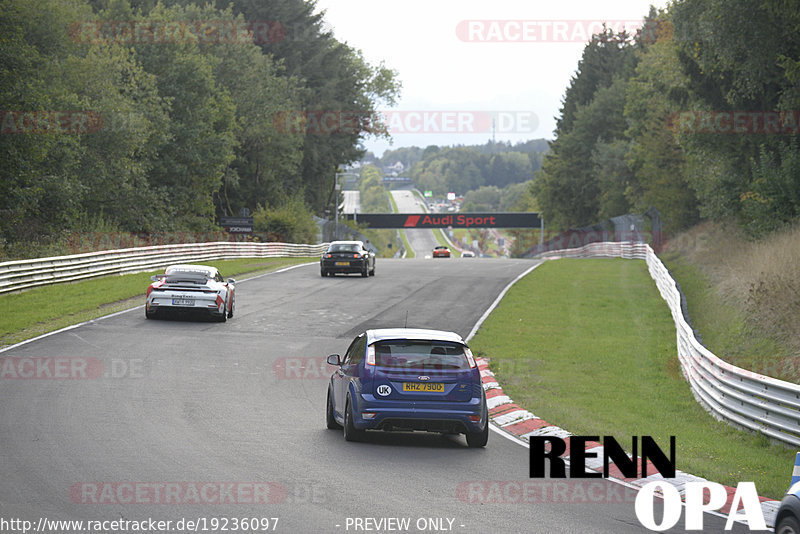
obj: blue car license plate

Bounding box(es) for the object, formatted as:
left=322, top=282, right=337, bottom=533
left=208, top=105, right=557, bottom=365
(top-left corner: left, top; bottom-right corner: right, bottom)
left=402, top=382, right=444, bottom=392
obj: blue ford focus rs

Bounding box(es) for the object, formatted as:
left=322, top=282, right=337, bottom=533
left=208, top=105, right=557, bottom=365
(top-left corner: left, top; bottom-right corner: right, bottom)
left=325, top=328, right=489, bottom=447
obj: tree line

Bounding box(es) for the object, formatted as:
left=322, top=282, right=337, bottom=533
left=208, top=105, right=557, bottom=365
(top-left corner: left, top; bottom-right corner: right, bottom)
left=0, top=0, right=399, bottom=256
left=533, top=1, right=800, bottom=236
left=363, top=140, right=548, bottom=198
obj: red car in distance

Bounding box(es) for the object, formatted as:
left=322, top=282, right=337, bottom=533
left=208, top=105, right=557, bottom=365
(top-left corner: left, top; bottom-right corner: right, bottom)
left=432, top=246, right=451, bottom=258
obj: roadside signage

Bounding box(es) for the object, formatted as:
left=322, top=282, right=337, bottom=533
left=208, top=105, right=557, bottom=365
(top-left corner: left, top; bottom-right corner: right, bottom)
left=344, top=213, right=540, bottom=228
left=424, top=190, right=433, bottom=197
left=219, top=216, right=254, bottom=233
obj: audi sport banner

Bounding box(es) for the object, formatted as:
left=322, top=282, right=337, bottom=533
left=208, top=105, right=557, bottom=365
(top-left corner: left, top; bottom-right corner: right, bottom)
left=344, top=213, right=541, bottom=229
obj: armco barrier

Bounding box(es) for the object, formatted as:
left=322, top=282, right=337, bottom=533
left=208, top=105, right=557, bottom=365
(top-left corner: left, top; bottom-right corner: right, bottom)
left=0, top=242, right=328, bottom=294
left=538, top=241, right=800, bottom=448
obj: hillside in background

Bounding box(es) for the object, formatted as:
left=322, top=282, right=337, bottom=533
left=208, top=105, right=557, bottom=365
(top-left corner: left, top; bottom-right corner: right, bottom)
left=361, top=139, right=548, bottom=202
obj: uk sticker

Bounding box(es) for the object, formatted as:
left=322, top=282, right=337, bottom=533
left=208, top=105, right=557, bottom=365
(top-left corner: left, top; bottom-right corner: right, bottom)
left=376, top=384, right=392, bottom=396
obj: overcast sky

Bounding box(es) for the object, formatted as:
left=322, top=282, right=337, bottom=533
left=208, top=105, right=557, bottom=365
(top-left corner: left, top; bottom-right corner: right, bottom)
left=312, top=0, right=668, bottom=156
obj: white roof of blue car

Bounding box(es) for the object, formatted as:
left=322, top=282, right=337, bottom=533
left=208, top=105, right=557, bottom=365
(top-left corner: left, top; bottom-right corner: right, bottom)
left=366, top=328, right=465, bottom=345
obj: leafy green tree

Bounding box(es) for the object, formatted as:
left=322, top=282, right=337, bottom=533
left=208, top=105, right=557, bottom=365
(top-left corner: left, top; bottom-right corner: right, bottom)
left=252, top=194, right=317, bottom=243
left=406, top=141, right=548, bottom=199
left=740, top=140, right=800, bottom=235
left=223, top=0, right=400, bottom=213
left=534, top=76, right=632, bottom=228
left=504, top=181, right=538, bottom=212
left=414, top=159, right=447, bottom=196
left=410, top=147, right=486, bottom=195
left=358, top=165, right=388, bottom=213
left=125, top=2, right=237, bottom=230
left=0, top=0, right=91, bottom=243
left=421, top=145, right=440, bottom=160
left=174, top=4, right=305, bottom=219
left=63, top=44, right=170, bottom=231
left=444, top=161, right=482, bottom=194
left=592, top=139, right=634, bottom=220
left=460, top=181, right=537, bottom=212
left=486, top=152, right=533, bottom=188
left=0, top=0, right=402, bottom=255
left=380, top=146, right=423, bottom=169
left=764, top=0, right=800, bottom=110
left=623, top=14, right=699, bottom=234
left=462, top=186, right=501, bottom=211
left=532, top=26, right=638, bottom=230
left=0, top=0, right=168, bottom=240
left=557, top=28, right=638, bottom=134
left=671, top=0, right=800, bottom=234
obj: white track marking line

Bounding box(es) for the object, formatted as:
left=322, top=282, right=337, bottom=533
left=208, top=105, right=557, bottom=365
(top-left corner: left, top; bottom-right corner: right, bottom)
left=0, top=262, right=316, bottom=353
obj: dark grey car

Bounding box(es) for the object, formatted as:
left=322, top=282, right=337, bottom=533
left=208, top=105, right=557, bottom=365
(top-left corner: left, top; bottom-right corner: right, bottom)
left=320, top=240, right=376, bottom=277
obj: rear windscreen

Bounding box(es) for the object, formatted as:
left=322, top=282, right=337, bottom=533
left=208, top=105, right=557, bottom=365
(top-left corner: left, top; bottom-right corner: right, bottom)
left=328, top=244, right=359, bottom=253
left=165, top=272, right=210, bottom=284
left=373, top=341, right=469, bottom=370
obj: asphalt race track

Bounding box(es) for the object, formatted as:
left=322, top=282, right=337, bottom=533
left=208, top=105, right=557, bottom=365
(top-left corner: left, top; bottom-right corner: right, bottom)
left=341, top=191, right=360, bottom=216
left=391, top=190, right=441, bottom=257
left=0, top=260, right=758, bottom=533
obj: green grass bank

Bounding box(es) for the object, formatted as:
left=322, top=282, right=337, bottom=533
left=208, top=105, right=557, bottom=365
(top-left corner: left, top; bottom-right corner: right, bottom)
left=469, top=258, right=795, bottom=499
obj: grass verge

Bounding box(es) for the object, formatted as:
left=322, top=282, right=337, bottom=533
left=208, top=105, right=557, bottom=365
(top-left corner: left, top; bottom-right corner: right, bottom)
left=0, top=257, right=315, bottom=349
left=399, top=230, right=415, bottom=259
left=661, top=221, right=800, bottom=383
left=469, top=258, right=795, bottom=499
left=358, top=227, right=403, bottom=259
left=660, top=253, right=795, bottom=381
